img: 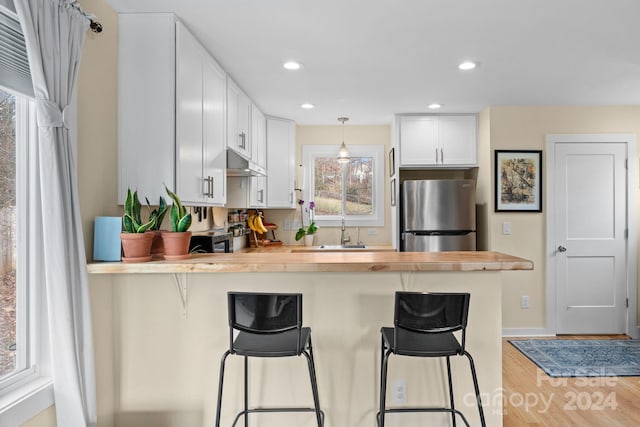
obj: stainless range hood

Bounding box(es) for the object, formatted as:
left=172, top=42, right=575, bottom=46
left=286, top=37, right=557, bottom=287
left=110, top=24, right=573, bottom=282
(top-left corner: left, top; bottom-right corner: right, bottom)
left=226, top=149, right=266, bottom=177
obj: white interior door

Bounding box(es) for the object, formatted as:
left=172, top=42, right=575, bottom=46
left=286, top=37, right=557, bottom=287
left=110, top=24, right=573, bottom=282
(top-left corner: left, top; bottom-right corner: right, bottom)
left=554, top=142, right=627, bottom=334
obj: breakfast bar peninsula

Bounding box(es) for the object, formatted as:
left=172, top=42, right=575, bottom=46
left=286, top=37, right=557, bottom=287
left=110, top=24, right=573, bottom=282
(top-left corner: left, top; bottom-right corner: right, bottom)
left=88, top=250, right=532, bottom=427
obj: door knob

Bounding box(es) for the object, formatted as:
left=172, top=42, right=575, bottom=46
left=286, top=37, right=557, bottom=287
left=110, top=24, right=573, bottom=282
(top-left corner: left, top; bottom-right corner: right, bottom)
left=557, top=245, right=567, bottom=253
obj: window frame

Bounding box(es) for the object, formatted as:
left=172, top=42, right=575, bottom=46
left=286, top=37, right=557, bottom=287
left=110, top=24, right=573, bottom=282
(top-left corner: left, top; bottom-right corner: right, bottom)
left=302, top=144, right=385, bottom=227
left=0, top=92, right=52, bottom=425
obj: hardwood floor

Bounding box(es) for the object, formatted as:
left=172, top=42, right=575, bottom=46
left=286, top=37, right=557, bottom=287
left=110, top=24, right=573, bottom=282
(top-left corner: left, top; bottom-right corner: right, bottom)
left=503, top=336, right=640, bottom=426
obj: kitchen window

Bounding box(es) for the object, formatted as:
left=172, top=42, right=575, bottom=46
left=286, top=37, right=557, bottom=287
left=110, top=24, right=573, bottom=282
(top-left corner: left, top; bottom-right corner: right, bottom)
left=302, top=144, right=384, bottom=227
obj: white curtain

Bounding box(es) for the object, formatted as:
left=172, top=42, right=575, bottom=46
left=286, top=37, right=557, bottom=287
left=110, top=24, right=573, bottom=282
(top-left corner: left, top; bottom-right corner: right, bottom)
left=14, top=1, right=97, bottom=426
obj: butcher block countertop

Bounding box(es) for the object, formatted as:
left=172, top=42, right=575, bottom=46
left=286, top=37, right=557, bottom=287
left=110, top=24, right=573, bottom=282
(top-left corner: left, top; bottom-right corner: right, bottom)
left=87, top=250, right=533, bottom=274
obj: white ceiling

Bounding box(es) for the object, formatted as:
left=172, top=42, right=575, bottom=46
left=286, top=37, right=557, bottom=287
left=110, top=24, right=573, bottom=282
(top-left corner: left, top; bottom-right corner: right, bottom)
left=106, top=0, right=640, bottom=125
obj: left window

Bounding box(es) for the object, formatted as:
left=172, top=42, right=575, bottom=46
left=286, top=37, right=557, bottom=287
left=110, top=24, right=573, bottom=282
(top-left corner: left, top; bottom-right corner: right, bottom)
left=0, top=2, right=52, bottom=423
left=0, top=88, right=46, bottom=396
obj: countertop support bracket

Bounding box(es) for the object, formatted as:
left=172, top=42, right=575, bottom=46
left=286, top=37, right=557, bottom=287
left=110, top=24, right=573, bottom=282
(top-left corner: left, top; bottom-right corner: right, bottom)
left=173, top=273, right=189, bottom=317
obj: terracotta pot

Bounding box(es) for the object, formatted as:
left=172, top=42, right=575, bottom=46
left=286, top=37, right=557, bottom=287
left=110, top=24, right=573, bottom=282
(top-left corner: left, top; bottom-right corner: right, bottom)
left=150, top=230, right=165, bottom=260
left=120, top=232, right=154, bottom=263
left=161, top=231, right=192, bottom=260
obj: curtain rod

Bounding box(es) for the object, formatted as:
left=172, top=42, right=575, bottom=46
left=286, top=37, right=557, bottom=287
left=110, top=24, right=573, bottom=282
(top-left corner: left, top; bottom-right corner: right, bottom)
left=89, top=19, right=102, bottom=33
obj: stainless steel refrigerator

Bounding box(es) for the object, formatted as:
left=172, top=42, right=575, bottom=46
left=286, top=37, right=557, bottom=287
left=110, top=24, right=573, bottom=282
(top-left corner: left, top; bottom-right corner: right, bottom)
left=400, top=179, right=476, bottom=252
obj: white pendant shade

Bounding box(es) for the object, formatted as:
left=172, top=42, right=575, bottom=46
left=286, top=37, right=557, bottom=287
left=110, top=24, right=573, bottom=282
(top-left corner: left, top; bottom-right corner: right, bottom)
left=337, top=141, right=350, bottom=164
left=337, top=117, right=350, bottom=164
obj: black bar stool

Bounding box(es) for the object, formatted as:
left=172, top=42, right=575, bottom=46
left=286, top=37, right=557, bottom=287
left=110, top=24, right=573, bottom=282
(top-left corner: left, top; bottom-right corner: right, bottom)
left=377, top=291, right=486, bottom=427
left=215, top=292, right=324, bottom=426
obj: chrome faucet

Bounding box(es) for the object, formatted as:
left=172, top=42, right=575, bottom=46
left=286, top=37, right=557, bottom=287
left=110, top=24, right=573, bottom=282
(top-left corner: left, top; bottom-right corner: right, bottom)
left=341, top=216, right=351, bottom=245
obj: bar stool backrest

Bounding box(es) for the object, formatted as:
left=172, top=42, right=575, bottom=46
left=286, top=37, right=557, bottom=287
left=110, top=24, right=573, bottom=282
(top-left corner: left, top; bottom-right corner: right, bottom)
left=227, top=292, right=304, bottom=353
left=394, top=292, right=471, bottom=352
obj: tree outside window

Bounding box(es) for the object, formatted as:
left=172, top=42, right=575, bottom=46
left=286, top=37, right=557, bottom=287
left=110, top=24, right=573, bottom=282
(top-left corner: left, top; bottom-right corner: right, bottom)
left=313, top=156, right=373, bottom=216
left=0, top=89, right=16, bottom=379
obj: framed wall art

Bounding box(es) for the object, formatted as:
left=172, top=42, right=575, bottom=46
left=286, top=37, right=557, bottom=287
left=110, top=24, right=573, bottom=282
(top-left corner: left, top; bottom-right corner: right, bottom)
left=495, top=150, right=542, bottom=212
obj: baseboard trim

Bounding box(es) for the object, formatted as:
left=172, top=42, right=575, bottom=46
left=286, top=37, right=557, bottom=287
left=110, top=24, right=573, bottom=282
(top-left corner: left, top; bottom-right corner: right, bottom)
left=502, top=328, right=551, bottom=337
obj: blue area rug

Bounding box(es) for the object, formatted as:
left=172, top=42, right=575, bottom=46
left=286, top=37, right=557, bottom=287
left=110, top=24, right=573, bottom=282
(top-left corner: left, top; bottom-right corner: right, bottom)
left=509, top=339, right=640, bottom=377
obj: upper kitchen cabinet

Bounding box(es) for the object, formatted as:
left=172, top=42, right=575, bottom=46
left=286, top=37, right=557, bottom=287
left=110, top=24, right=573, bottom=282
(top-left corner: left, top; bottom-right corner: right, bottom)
left=227, top=77, right=252, bottom=158
left=398, top=115, right=477, bottom=167
left=176, top=23, right=226, bottom=205
left=117, top=14, right=226, bottom=205
left=117, top=13, right=175, bottom=203
left=266, top=116, right=296, bottom=208
left=251, top=104, right=267, bottom=170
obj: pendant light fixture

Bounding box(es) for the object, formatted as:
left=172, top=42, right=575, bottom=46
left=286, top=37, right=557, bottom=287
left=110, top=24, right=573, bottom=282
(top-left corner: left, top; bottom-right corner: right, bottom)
left=337, top=117, right=350, bottom=164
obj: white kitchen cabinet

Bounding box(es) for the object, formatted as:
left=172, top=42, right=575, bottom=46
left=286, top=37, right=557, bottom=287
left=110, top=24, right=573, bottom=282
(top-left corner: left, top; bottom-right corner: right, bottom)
left=176, top=23, right=226, bottom=205
left=398, top=115, right=477, bottom=167
left=226, top=176, right=265, bottom=209
left=117, top=13, right=175, bottom=204
left=117, top=14, right=225, bottom=205
left=266, top=116, right=296, bottom=208
left=251, top=104, right=266, bottom=170
left=249, top=176, right=267, bottom=208
left=227, top=77, right=251, bottom=158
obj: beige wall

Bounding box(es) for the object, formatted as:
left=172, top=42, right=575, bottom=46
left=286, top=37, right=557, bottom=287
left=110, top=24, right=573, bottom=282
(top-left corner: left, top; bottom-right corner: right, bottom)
left=485, top=106, right=640, bottom=331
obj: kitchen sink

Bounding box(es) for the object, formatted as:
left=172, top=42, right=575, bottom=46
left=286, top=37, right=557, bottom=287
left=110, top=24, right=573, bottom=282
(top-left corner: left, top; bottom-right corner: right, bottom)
left=317, top=245, right=367, bottom=250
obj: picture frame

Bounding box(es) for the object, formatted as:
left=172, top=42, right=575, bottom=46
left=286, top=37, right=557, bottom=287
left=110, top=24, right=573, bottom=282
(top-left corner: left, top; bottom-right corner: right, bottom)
left=390, top=178, right=396, bottom=206
left=389, top=148, right=395, bottom=177
left=495, top=150, right=542, bottom=212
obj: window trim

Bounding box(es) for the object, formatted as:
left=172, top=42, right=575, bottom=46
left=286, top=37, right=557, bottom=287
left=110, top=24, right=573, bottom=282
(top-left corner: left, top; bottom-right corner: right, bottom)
left=0, top=94, right=53, bottom=425
left=302, top=144, right=385, bottom=227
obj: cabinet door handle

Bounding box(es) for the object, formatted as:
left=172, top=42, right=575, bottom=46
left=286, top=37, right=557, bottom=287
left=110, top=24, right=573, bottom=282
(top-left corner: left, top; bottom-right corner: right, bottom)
left=440, top=148, right=444, bottom=164
left=289, top=192, right=293, bottom=204
left=239, top=132, right=246, bottom=149
left=203, top=176, right=214, bottom=198
left=203, top=177, right=210, bottom=197
left=258, top=189, right=264, bottom=204
left=435, top=148, right=438, bottom=164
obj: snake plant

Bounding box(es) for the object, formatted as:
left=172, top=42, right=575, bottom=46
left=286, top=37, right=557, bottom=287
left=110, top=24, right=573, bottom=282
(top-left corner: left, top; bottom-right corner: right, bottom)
left=165, top=185, right=192, bottom=232
left=146, top=196, right=168, bottom=231
left=122, top=188, right=156, bottom=233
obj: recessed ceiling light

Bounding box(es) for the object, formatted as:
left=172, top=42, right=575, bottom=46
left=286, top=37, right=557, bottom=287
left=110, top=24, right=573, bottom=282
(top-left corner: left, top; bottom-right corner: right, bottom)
left=428, top=103, right=442, bottom=109
left=283, top=61, right=303, bottom=70
left=301, top=103, right=315, bottom=109
left=458, top=61, right=477, bottom=70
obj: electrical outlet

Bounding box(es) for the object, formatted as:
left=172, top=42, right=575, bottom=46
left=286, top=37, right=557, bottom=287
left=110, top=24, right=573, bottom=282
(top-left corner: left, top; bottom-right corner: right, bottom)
left=502, top=222, right=512, bottom=235
left=391, top=379, right=407, bottom=404
left=367, top=228, right=378, bottom=236
left=521, top=295, right=530, bottom=309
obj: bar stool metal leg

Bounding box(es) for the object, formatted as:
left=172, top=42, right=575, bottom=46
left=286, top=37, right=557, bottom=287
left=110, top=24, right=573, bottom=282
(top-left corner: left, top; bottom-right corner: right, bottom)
left=215, top=350, right=232, bottom=427
left=303, top=338, right=324, bottom=426
left=446, top=356, right=457, bottom=427
left=244, top=356, right=249, bottom=427
left=378, top=348, right=391, bottom=427
left=464, top=351, right=486, bottom=427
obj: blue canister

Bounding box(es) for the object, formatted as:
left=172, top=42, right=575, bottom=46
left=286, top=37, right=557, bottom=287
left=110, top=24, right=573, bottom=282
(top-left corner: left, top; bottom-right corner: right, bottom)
left=93, top=216, right=122, bottom=261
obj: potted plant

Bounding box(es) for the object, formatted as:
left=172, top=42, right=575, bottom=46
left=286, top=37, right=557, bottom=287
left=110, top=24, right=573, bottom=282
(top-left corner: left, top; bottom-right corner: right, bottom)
left=161, top=186, right=193, bottom=259
left=121, top=188, right=156, bottom=262
left=146, top=196, right=168, bottom=260
left=295, top=200, right=318, bottom=246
